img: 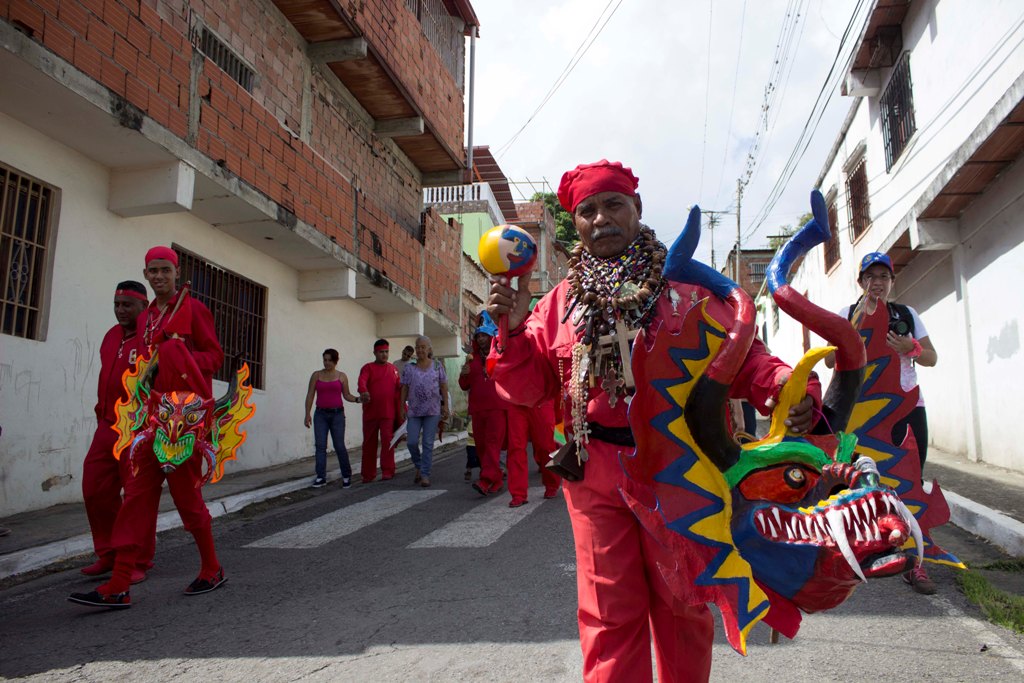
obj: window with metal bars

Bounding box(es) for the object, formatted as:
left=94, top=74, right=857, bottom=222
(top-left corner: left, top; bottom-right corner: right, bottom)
left=173, top=245, right=267, bottom=389
left=881, top=52, right=916, bottom=171
left=823, top=199, right=840, bottom=270
left=747, top=261, right=768, bottom=283
left=846, top=157, right=871, bottom=241
left=1, top=162, right=57, bottom=341
left=196, top=27, right=255, bottom=93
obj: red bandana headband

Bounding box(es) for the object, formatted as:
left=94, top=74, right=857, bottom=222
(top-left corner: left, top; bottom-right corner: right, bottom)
left=145, top=246, right=178, bottom=266
left=115, top=288, right=148, bottom=303
left=557, top=160, right=639, bottom=213
left=374, top=341, right=390, bottom=351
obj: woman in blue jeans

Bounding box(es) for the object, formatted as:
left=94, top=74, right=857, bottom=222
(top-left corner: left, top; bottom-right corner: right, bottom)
left=398, top=336, right=449, bottom=487
left=304, top=348, right=361, bottom=488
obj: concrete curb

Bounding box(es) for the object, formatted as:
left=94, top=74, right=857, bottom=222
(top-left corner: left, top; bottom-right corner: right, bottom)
left=945, top=489, right=1024, bottom=558
left=0, top=432, right=468, bottom=581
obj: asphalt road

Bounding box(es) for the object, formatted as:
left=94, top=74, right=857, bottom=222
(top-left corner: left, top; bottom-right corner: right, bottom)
left=2, top=453, right=1023, bottom=682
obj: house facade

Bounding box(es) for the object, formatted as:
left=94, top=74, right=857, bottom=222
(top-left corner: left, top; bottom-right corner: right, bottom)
left=0, top=0, right=478, bottom=515
left=760, top=0, right=1024, bottom=473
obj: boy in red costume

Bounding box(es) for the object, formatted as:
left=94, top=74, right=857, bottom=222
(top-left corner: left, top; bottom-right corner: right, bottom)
left=80, top=281, right=156, bottom=583
left=357, top=339, right=402, bottom=482
left=487, top=161, right=821, bottom=682
left=459, top=316, right=511, bottom=499
left=69, top=246, right=226, bottom=609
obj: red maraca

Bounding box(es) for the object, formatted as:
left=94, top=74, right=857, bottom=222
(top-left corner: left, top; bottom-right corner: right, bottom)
left=478, top=224, right=538, bottom=355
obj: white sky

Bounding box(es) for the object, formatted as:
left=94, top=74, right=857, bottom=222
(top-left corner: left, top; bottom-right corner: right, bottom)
left=468, top=0, right=869, bottom=266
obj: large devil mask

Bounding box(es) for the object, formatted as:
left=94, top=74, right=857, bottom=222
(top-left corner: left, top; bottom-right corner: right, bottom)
left=621, top=191, right=960, bottom=655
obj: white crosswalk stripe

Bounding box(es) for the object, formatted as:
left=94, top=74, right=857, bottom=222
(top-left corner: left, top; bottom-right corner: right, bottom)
left=408, top=486, right=547, bottom=548
left=245, top=490, right=444, bottom=549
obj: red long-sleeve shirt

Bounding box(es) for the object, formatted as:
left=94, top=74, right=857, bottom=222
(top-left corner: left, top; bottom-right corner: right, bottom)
left=357, top=361, right=401, bottom=420
left=95, top=324, right=143, bottom=424
left=458, top=354, right=511, bottom=415
left=490, top=279, right=821, bottom=432
left=137, top=291, right=224, bottom=399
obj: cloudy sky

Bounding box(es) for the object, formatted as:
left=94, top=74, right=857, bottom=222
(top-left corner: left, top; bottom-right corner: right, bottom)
left=468, top=0, right=870, bottom=265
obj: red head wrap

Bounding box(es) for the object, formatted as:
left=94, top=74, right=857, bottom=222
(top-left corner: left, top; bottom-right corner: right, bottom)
left=373, top=339, right=390, bottom=351
left=114, top=288, right=148, bottom=303
left=557, top=160, right=639, bottom=213
left=145, top=246, right=178, bottom=267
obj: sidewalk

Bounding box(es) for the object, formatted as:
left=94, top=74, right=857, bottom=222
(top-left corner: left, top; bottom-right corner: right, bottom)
left=1, top=435, right=1022, bottom=582
left=0, top=432, right=468, bottom=581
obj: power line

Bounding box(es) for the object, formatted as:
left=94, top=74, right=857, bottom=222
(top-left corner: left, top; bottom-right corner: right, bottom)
left=698, top=1, right=715, bottom=200
left=494, top=0, right=625, bottom=159
left=712, top=0, right=748, bottom=208
left=742, top=0, right=868, bottom=242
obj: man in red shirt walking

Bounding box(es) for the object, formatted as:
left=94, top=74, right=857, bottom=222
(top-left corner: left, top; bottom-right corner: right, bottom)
left=357, top=339, right=401, bottom=482
left=70, top=246, right=226, bottom=610
left=80, top=281, right=155, bottom=583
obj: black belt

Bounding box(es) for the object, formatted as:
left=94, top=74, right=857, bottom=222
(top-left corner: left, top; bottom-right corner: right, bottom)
left=586, top=422, right=635, bottom=447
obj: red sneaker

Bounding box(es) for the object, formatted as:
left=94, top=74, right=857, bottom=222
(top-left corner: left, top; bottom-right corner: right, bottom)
left=903, top=565, right=937, bottom=595
left=508, top=498, right=529, bottom=508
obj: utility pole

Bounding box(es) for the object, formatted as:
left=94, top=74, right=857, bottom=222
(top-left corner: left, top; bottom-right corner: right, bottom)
left=735, top=179, right=743, bottom=283
left=707, top=212, right=718, bottom=270
left=702, top=210, right=735, bottom=272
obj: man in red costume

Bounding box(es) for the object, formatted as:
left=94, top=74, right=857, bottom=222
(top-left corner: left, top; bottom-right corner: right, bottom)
left=80, top=281, right=155, bottom=583
left=459, top=318, right=511, bottom=500
left=357, top=339, right=401, bottom=482
left=506, top=399, right=562, bottom=504
left=487, top=161, right=820, bottom=682
left=69, top=246, right=226, bottom=609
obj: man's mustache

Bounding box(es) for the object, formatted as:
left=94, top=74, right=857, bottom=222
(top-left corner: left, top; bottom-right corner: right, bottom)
left=590, top=225, right=623, bottom=240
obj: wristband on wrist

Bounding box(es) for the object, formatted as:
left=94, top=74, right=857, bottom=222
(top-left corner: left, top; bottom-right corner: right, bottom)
left=907, top=338, right=923, bottom=359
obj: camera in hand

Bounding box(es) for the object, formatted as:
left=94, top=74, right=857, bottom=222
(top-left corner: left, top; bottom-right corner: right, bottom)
left=888, top=317, right=911, bottom=336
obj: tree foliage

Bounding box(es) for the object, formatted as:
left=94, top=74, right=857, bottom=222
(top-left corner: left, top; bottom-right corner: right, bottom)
left=767, top=211, right=813, bottom=250
left=531, top=192, right=577, bottom=245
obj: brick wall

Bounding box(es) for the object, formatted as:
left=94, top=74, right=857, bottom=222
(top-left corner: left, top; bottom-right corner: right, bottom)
left=343, top=0, right=465, bottom=156
left=423, top=208, right=460, bottom=319
left=1, top=0, right=461, bottom=325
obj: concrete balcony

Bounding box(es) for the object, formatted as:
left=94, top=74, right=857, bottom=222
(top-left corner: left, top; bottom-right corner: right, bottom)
left=424, top=182, right=507, bottom=225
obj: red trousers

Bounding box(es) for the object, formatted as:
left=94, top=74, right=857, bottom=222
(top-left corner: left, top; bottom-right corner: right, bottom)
left=564, top=439, right=713, bottom=683
left=361, top=417, right=396, bottom=482
left=110, top=442, right=212, bottom=563
left=507, top=404, right=561, bottom=501
left=472, top=408, right=507, bottom=492
left=82, top=422, right=155, bottom=569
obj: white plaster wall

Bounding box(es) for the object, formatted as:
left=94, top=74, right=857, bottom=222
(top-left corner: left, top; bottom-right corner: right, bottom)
left=0, top=112, right=381, bottom=515
left=858, top=0, right=1024, bottom=241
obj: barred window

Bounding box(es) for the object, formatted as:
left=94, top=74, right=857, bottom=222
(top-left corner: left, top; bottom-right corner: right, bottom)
left=747, top=261, right=768, bottom=283
left=823, top=199, right=840, bottom=271
left=771, top=301, right=780, bottom=334
left=881, top=52, right=916, bottom=172
left=1, top=163, right=58, bottom=341
left=194, top=26, right=255, bottom=93
left=174, top=245, right=267, bottom=389
left=846, top=157, right=871, bottom=241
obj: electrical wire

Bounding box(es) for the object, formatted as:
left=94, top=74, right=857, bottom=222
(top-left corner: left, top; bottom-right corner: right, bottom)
left=698, top=1, right=715, bottom=201
left=494, top=0, right=625, bottom=159
left=712, top=0, right=748, bottom=208
left=742, top=0, right=868, bottom=241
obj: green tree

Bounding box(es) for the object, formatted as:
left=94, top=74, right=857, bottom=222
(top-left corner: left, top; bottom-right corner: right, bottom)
left=532, top=192, right=577, bottom=245
left=767, top=211, right=812, bottom=250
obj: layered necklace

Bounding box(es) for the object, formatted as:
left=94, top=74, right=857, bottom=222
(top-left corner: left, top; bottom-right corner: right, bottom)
left=563, top=226, right=667, bottom=460
left=563, top=226, right=666, bottom=343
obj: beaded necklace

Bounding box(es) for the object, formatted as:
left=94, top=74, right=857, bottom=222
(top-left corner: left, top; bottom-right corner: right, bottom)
left=563, top=226, right=666, bottom=343
left=563, top=226, right=667, bottom=460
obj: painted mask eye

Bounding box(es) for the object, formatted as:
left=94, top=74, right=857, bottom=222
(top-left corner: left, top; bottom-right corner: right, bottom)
left=158, top=409, right=170, bottom=422
left=186, top=412, right=201, bottom=425
left=738, top=465, right=821, bottom=504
